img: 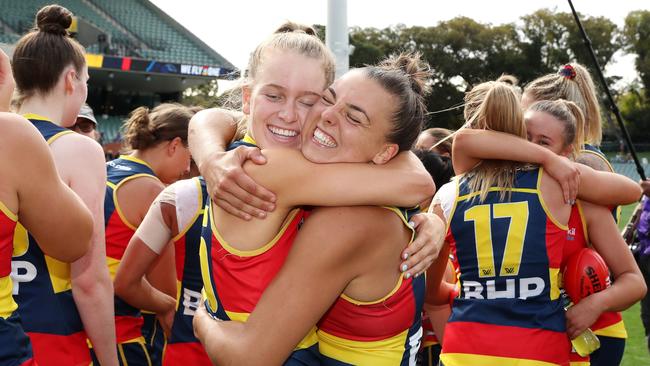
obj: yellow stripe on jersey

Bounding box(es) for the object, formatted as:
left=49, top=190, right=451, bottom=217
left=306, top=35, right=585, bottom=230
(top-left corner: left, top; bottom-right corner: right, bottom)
left=199, top=238, right=218, bottom=313
left=107, top=256, right=121, bottom=280
left=210, top=205, right=301, bottom=257
left=318, top=328, right=410, bottom=366
left=341, top=275, right=405, bottom=306
left=593, top=320, right=627, bottom=339
left=47, top=130, right=75, bottom=145
left=341, top=206, right=416, bottom=305
left=0, top=276, right=18, bottom=318
left=535, top=168, right=569, bottom=231
left=570, top=361, right=590, bottom=366
left=242, top=134, right=257, bottom=145
left=440, top=353, right=559, bottom=366
left=12, top=223, right=29, bottom=257
left=44, top=255, right=72, bottom=293
left=0, top=201, right=17, bottom=222
left=112, top=173, right=162, bottom=231
left=549, top=268, right=560, bottom=300
left=223, top=310, right=318, bottom=350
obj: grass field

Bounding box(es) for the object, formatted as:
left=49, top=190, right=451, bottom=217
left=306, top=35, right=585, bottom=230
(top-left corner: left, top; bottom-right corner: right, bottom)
left=619, top=203, right=649, bottom=365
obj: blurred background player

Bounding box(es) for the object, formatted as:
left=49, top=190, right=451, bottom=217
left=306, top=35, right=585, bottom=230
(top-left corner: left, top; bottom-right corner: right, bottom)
left=103, top=104, right=193, bottom=366
left=70, top=103, right=100, bottom=141
left=415, top=127, right=453, bottom=157
left=10, top=5, right=117, bottom=365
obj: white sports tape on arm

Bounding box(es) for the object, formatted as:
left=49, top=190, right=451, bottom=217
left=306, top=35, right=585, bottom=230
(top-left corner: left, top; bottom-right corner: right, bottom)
left=135, top=186, right=175, bottom=254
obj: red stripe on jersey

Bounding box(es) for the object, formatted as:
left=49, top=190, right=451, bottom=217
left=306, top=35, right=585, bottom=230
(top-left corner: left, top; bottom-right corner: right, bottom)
left=115, top=315, right=145, bottom=343
left=163, top=342, right=211, bottom=365
left=28, top=330, right=91, bottom=366
left=442, top=321, right=571, bottom=365
left=318, top=277, right=417, bottom=342
left=563, top=204, right=624, bottom=336
left=105, top=211, right=135, bottom=261
left=563, top=205, right=587, bottom=269
left=210, top=209, right=305, bottom=314
left=0, top=210, right=16, bottom=277
left=545, top=217, right=564, bottom=271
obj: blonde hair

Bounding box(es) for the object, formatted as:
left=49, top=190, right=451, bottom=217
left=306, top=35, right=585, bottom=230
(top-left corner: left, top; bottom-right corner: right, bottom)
left=122, top=103, right=194, bottom=151
left=246, top=22, right=335, bottom=89
left=464, top=80, right=525, bottom=202
left=524, top=63, right=601, bottom=145
left=527, top=99, right=585, bottom=160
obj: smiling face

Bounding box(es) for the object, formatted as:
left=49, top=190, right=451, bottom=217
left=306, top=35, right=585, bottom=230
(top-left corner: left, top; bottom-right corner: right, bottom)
left=243, top=49, right=326, bottom=149
left=524, top=109, right=572, bottom=157
left=300, top=69, right=399, bottom=164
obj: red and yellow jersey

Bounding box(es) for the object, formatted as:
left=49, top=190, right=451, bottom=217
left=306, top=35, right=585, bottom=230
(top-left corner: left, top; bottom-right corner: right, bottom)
left=105, top=155, right=160, bottom=344
left=0, top=201, right=18, bottom=320
left=11, top=114, right=90, bottom=366
left=200, top=201, right=318, bottom=352
left=1, top=200, right=36, bottom=365
left=316, top=206, right=424, bottom=366
left=441, top=167, right=571, bottom=366
left=163, top=177, right=211, bottom=365
left=564, top=202, right=626, bottom=341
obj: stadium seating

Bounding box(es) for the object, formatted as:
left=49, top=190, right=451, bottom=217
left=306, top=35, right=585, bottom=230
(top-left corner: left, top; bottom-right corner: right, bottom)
left=0, top=0, right=224, bottom=66
left=97, top=115, right=126, bottom=143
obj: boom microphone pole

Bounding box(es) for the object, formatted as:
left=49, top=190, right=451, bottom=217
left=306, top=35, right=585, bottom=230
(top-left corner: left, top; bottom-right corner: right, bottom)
left=567, top=0, right=646, bottom=180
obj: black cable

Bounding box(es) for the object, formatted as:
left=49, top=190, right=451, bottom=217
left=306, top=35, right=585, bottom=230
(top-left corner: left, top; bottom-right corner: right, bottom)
left=567, top=0, right=646, bottom=180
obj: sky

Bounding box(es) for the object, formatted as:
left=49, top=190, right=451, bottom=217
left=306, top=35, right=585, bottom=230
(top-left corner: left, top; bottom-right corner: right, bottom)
left=150, top=0, right=648, bottom=88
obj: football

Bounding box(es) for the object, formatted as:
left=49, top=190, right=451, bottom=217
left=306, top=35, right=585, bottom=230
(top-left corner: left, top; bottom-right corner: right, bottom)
left=563, top=248, right=611, bottom=303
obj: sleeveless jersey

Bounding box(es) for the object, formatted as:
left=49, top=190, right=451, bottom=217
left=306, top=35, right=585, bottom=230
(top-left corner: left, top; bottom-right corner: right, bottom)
left=440, top=168, right=571, bottom=366
left=1, top=200, right=36, bottom=365
left=163, top=177, right=211, bottom=365
left=317, top=206, right=424, bottom=366
left=11, top=114, right=90, bottom=366
left=564, top=203, right=626, bottom=340
left=200, top=137, right=318, bottom=361
left=105, top=155, right=160, bottom=344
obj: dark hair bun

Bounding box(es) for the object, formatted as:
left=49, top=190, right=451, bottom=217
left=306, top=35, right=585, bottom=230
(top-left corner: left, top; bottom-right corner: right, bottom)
left=36, top=4, right=72, bottom=36
left=379, top=52, right=432, bottom=97
left=274, top=21, right=316, bottom=36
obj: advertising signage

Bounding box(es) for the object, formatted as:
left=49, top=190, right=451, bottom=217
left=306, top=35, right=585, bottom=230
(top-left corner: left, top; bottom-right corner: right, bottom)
left=86, top=53, right=235, bottom=78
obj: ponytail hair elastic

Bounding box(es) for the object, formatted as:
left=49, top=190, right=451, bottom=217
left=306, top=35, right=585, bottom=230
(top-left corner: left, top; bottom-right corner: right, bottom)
left=559, top=64, right=577, bottom=80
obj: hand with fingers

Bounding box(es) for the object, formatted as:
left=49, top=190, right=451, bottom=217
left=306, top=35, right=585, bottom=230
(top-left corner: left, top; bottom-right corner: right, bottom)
left=0, top=48, right=15, bottom=112
left=201, top=146, right=277, bottom=220
left=544, top=154, right=580, bottom=204
left=565, top=294, right=603, bottom=340
left=400, top=212, right=446, bottom=278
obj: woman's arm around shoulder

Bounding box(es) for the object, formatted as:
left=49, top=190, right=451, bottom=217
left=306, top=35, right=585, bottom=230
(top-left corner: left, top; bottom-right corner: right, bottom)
left=189, top=108, right=274, bottom=220
left=575, top=164, right=642, bottom=205
left=245, top=148, right=435, bottom=208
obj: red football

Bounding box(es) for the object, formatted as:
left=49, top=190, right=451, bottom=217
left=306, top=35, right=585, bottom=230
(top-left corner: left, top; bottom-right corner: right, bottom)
left=563, top=248, right=611, bottom=303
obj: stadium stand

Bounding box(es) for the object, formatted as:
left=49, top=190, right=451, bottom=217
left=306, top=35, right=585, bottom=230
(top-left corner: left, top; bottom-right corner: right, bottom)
left=0, top=0, right=236, bottom=153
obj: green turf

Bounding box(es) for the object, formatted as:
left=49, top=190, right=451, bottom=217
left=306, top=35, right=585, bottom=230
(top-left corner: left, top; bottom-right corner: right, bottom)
left=619, top=202, right=650, bottom=365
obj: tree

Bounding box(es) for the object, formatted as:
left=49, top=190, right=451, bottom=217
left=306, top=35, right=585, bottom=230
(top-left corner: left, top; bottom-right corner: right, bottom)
left=181, top=79, right=220, bottom=108
left=623, top=10, right=650, bottom=95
